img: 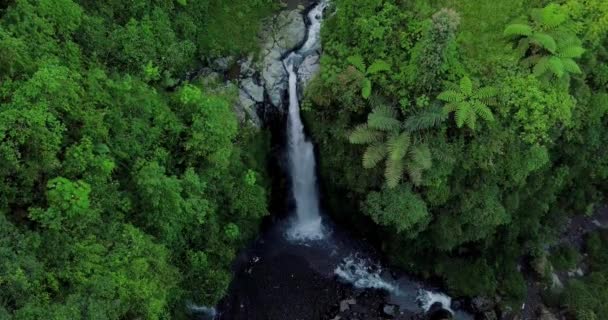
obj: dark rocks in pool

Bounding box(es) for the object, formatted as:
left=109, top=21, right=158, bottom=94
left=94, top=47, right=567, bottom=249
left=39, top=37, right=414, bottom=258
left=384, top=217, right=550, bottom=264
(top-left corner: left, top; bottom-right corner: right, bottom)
left=426, top=302, right=453, bottom=320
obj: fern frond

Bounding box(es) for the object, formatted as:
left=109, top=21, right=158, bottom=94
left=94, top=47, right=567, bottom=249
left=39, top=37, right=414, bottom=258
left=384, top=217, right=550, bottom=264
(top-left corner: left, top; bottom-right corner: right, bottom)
left=454, top=102, right=471, bottom=128
left=403, top=106, right=447, bottom=131
left=539, top=3, right=567, bottom=29
left=385, top=157, right=404, bottom=188
left=530, top=33, right=557, bottom=53
left=409, top=144, right=432, bottom=170
left=347, top=55, right=366, bottom=73
left=561, top=58, right=582, bottom=74
left=367, top=60, right=391, bottom=75
left=407, top=166, right=423, bottom=186
left=557, top=45, right=585, bottom=59
left=363, top=143, right=387, bottom=169
left=548, top=56, right=565, bottom=78
left=473, top=86, right=498, bottom=100
left=437, top=90, right=465, bottom=103
left=460, top=76, right=473, bottom=96
left=368, top=105, right=400, bottom=131
left=472, top=101, right=494, bottom=122
left=465, top=111, right=477, bottom=130
left=348, top=124, right=383, bottom=144
left=504, top=24, right=533, bottom=37
left=533, top=56, right=550, bottom=77
left=516, top=38, right=531, bottom=57
left=386, top=132, right=410, bottom=161
left=362, top=78, right=372, bottom=99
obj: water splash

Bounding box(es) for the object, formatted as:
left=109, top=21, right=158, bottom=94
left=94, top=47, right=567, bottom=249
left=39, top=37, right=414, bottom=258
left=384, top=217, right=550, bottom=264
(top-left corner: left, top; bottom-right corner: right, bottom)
left=417, top=290, right=454, bottom=314
left=188, top=304, right=217, bottom=319
left=334, top=255, right=399, bottom=293
left=283, top=0, right=329, bottom=241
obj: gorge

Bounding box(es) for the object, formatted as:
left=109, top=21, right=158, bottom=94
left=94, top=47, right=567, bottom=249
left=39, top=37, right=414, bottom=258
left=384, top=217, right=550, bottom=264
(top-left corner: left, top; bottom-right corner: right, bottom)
left=197, top=2, right=473, bottom=319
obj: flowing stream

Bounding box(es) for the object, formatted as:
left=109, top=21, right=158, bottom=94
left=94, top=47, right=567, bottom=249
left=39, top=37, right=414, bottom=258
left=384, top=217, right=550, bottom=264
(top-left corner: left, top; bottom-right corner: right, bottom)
left=198, top=2, right=474, bottom=319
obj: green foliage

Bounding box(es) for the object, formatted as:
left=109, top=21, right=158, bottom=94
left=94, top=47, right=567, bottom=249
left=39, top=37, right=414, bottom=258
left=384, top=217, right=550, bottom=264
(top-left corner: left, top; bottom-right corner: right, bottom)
left=550, top=244, right=582, bottom=271
left=437, top=76, right=497, bottom=129
left=363, top=184, right=430, bottom=236
left=346, top=55, right=391, bottom=99
left=348, top=103, right=433, bottom=188
left=505, top=4, right=585, bottom=83
left=0, top=0, right=272, bottom=318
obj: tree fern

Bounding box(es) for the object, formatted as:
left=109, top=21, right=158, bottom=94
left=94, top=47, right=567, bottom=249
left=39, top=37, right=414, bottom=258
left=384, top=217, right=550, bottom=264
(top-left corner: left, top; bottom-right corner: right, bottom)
left=403, top=105, right=447, bottom=131
left=367, top=105, right=400, bottom=131
left=386, top=132, right=410, bottom=161
left=363, top=143, right=386, bottom=169
left=503, top=24, right=533, bottom=37
left=505, top=4, right=584, bottom=83
left=437, top=76, right=496, bottom=130
left=349, top=124, right=382, bottom=144
left=385, top=157, right=404, bottom=188
left=346, top=56, right=391, bottom=99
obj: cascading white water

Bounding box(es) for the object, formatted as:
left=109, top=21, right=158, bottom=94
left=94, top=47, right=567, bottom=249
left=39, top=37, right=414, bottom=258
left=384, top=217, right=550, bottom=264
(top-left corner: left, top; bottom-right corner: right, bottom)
left=284, top=0, right=329, bottom=241
left=334, top=255, right=399, bottom=293
left=417, top=290, right=454, bottom=314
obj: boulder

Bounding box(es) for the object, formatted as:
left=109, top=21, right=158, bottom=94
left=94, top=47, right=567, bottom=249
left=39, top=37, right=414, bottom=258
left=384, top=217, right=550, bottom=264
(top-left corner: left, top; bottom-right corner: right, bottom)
left=538, top=305, right=559, bottom=320
left=471, top=296, right=495, bottom=313
left=382, top=304, right=397, bottom=318
left=236, top=89, right=262, bottom=127
left=260, top=9, right=307, bottom=107
left=297, top=53, right=320, bottom=90
left=240, top=77, right=265, bottom=103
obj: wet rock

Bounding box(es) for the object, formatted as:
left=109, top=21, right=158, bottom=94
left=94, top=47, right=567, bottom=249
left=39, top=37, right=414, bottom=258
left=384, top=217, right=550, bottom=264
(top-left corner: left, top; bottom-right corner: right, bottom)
left=538, top=305, right=559, bottom=320
left=297, top=53, right=320, bottom=90
left=481, top=310, right=498, bottom=320
left=212, top=56, right=234, bottom=72
left=382, top=304, right=397, bottom=318
left=339, top=298, right=355, bottom=312
left=241, top=78, right=264, bottom=103
left=471, top=296, right=495, bottom=313
left=260, top=9, right=306, bottom=107
left=550, top=272, right=563, bottom=289
left=236, top=89, right=262, bottom=127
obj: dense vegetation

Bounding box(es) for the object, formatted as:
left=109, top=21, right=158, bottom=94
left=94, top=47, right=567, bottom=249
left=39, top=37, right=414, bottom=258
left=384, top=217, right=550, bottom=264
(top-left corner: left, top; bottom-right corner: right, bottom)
left=2, top=0, right=608, bottom=319
left=304, top=0, right=608, bottom=316
left=0, top=0, right=273, bottom=319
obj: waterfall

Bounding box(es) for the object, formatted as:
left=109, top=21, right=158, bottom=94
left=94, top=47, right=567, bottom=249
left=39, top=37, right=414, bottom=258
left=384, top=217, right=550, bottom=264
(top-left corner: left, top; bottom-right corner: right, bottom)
left=283, top=0, right=329, bottom=241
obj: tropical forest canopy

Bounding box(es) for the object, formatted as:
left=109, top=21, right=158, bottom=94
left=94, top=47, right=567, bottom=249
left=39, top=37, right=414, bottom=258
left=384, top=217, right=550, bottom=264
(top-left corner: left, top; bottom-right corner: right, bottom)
left=1, top=0, right=608, bottom=319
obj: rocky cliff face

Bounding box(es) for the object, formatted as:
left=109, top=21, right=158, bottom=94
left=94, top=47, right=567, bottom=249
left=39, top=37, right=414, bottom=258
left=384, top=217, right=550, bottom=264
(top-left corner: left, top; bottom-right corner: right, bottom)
left=200, top=4, right=321, bottom=128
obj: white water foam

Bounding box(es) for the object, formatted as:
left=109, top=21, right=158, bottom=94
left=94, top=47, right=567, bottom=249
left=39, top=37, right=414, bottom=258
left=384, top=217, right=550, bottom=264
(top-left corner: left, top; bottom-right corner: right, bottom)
left=188, top=304, right=217, bottom=319
left=284, top=0, right=329, bottom=241
left=334, top=255, right=399, bottom=293
left=417, top=290, right=454, bottom=314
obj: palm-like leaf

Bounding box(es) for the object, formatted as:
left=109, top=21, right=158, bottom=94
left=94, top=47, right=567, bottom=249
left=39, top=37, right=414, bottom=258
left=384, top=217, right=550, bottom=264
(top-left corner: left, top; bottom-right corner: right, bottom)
left=454, top=102, right=471, bottom=128
left=472, top=101, right=494, bottom=122
left=403, top=105, right=447, bottom=131
left=561, top=58, right=582, bottom=74
left=349, top=124, right=383, bottom=144
left=362, top=78, right=372, bottom=99
left=459, top=76, right=473, bottom=96
left=548, top=56, right=565, bottom=78
left=385, top=157, right=404, bottom=188
left=367, top=105, right=400, bottom=131
left=437, top=90, right=465, bottom=103
left=386, top=132, right=410, bottom=161
left=504, top=23, right=533, bottom=37
left=557, top=45, right=585, bottom=59
left=347, top=55, right=366, bottom=73
left=363, top=143, right=387, bottom=169
left=473, top=86, right=498, bottom=100
left=367, top=60, right=391, bottom=75
left=409, top=144, right=432, bottom=170
left=530, top=33, right=557, bottom=53
left=533, top=56, right=550, bottom=77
